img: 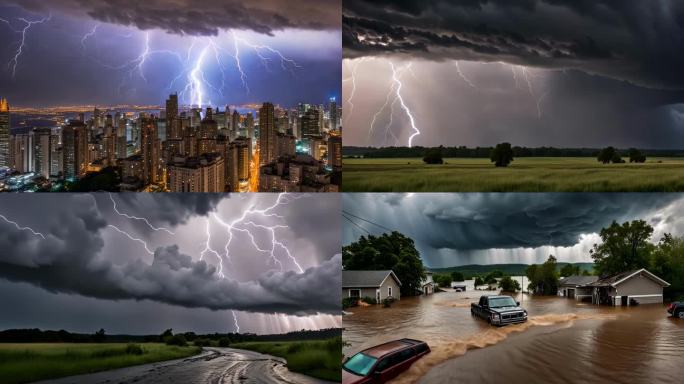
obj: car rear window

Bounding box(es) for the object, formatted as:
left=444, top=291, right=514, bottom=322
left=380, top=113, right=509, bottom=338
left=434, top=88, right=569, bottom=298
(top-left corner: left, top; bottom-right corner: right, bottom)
left=343, top=353, right=378, bottom=376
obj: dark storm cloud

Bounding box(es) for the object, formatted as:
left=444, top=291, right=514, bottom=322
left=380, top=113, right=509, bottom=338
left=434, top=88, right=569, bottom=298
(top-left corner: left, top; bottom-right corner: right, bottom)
left=97, top=193, right=223, bottom=226
left=344, top=0, right=684, bottom=89
left=8, top=0, right=341, bottom=35
left=0, top=194, right=340, bottom=315
left=344, top=193, right=680, bottom=251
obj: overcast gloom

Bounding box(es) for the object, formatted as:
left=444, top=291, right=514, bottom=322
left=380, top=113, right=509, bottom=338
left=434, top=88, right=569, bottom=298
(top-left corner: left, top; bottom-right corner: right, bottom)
left=0, top=193, right=341, bottom=334
left=342, top=0, right=684, bottom=148
left=342, top=193, right=684, bottom=268
left=0, top=0, right=341, bottom=107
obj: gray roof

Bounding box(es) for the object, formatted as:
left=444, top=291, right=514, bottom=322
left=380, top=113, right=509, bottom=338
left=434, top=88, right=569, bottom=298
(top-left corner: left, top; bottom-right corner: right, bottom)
left=342, top=270, right=402, bottom=288
left=559, top=275, right=598, bottom=287
left=587, top=269, right=670, bottom=287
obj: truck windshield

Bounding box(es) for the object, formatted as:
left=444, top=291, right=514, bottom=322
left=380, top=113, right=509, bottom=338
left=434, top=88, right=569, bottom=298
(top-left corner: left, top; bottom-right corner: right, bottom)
left=489, top=297, right=517, bottom=308
left=343, top=353, right=378, bottom=376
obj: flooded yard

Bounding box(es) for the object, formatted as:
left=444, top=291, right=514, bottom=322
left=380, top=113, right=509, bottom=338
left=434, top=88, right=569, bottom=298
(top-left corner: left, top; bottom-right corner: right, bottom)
left=343, top=289, right=684, bottom=383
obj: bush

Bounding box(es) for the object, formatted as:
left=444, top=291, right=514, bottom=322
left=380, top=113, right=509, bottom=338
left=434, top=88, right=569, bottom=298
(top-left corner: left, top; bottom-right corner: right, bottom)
left=218, top=337, right=231, bottom=347
left=382, top=297, right=395, bottom=308
left=423, top=148, right=444, bottom=164
left=499, top=276, right=521, bottom=292
left=490, top=143, right=514, bottom=167
left=165, top=334, right=187, bottom=347
left=125, top=344, right=144, bottom=355
left=361, top=296, right=377, bottom=305
left=342, top=297, right=359, bottom=309
left=628, top=148, right=646, bottom=163
left=193, top=338, right=212, bottom=347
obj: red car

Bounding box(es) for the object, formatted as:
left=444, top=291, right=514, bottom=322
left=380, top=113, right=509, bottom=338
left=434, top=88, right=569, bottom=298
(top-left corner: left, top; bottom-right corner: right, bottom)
left=342, top=338, right=430, bottom=384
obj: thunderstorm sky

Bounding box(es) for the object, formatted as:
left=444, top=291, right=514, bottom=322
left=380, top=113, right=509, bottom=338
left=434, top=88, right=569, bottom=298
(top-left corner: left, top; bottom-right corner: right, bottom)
left=342, top=193, right=684, bottom=268
left=342, top=0, right=684, bottom=149
left=0, top=0, right=341, bottom=108
left=0, top=193, right=342, bottom=335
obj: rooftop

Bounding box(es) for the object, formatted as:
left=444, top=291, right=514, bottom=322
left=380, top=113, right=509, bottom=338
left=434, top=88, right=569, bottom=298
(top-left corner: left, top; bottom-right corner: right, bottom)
left=342, top=270, right=401, bottom=288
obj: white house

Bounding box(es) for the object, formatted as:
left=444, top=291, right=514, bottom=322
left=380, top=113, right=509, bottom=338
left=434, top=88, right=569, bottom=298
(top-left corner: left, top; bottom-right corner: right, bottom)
left=342, top=270, right=402, bottom=302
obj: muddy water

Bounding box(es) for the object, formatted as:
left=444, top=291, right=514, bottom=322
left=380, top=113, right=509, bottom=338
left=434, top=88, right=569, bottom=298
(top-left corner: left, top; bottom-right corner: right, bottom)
left=343, top=289, right=684, bottom=384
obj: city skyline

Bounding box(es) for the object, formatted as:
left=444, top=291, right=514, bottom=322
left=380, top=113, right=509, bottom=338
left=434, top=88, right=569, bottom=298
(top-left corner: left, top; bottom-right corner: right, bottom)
left=342, top=1, right=684, bottom=149
left=0, top=193, right=342, bottom=335
left=0, top=1, right=341, bottom=108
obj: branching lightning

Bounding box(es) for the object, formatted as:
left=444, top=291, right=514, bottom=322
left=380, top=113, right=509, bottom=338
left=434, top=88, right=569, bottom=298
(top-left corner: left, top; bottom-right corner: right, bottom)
left=232, top=310, right=240, bottom=333
left=391, top=62, right=421, bottom=147
left=454, top=61, right=476, bottom=88
left=80, top=25, right=99, bottom=54
left=0, top=214, right=46, bottom=239
left=107, top=224, right=155, bottom=255
left=7, top=13, right=52, bottom=78
left=109, top=193, right=175, bottom=234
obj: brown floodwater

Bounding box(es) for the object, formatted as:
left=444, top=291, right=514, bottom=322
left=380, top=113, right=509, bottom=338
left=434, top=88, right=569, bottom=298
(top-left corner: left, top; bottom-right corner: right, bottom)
left=343, top=289, right=684, bottom=384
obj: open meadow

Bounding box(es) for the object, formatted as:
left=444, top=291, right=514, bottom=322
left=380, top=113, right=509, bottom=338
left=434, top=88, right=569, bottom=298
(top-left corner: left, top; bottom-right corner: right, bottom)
left=342, top=157, right=684, bottom=192
left=232, top=337, right=342, bottom=382
left=0, top=343, right=201, bottom=384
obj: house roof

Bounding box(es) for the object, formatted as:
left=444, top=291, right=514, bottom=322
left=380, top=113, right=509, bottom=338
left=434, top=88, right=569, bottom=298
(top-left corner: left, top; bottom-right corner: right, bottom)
left=342, top=270, right=402, bottom=288
left=587, top=269, right=670, bottom=288
left=559, top=275, right=598, bottom=287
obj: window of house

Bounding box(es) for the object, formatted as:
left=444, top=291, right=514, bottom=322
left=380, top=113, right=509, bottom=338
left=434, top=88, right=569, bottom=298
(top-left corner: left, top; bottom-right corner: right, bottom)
left=388, top=286, right=392, bottom=297
left=350, top=289, right=360, bottom=298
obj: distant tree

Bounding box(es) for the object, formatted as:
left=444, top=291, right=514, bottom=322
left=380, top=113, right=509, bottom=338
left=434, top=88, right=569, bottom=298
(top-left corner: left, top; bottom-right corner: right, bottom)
left=423, top=147, right=444, bottom=164
left=343, top=232, right=426, bottom=297
left=218, top=337, right=231, bottom=347
left=590, top=220, right=654, bottom=277
left=611, top=152, right=625, bottom=163
left=499, top=276, right=521, bottom=292
left=490, top=143, right=514, bottom=167
left=450, top=271, right=465, bottom=282
left=165, top=334, right=187, bottom=347
left=526, top=255, right=559, bottom=295
left=597, top=147, right=616, bottom=164
left=161, top=329, right=174, bottom=338
left=474, top=276, right=485, bottom=286
left=433, top=274, right=452, bottom=288
left=93, top=328, right=106, bottom=343
left=581, top=269, right=592, bottom=276
left=560, top=264, right=581, bottom=277
left=628, top=148, right=646, bottom=163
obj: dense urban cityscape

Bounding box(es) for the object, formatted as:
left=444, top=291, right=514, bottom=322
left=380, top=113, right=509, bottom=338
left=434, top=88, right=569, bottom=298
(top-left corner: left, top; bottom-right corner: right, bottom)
left=0, top=96, right=342, bottom=192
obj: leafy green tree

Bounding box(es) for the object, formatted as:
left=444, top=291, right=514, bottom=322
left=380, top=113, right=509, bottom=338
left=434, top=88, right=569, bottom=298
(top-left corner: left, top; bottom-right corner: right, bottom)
left=590, top=220, right=654, bottom=277
left=526, top=255, right=559, bottom=295
left=450, top=271, right=465, bottom=282
left=499, top=276, right=521, bottom=292
left=343, top=232, right=426, bottom=297
left=650, top=234, right=684, bottom=300
left=490, top=143, right=514, bottom=167
left=474, top=276, right=484, bottom=286
left=559, top=264, right=581, bottom=277
left=433, top=274, right=452, bottom=288
left=628, top=148, right=646, bottom=163
left=423, top=147, right=444, bottom=164
left=597, top=147, right=616, bottom=164
left=611, top=152, right=625, bottom=163
left=93, top=328, right=106, bottom=343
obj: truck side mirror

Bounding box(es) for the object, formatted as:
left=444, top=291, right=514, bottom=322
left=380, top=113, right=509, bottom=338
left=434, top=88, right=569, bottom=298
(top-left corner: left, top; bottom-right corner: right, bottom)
left=516, top=301, right=520, bottom=306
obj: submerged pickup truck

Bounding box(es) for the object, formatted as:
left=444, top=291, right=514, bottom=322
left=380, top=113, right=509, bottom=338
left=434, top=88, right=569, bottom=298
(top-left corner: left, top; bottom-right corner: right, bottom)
left=471, top=295, right=528, bottom=326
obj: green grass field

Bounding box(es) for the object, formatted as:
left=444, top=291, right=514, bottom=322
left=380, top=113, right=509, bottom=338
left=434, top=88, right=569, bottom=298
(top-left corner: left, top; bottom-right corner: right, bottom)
left=232, top=337, right=342, bottom=382
left=342, top=157, right=684, bottom=192
left=0, top=343, right=201, bottom=384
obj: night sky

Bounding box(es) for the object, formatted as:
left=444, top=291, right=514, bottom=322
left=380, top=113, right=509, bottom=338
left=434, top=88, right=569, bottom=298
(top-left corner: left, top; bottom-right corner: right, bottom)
left=342, top=0, right=684, bottom=148
left=343, top=193, right=684, bottom=268
left=0, top=193, right=341, bottom=334
left=0, top=0, right=341, bottom=108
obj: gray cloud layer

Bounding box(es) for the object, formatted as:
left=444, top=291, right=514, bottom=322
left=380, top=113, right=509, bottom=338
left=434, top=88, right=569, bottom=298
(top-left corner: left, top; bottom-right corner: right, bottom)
left=8, top=0, right=341, bottom=35
left=0, top=194, right=340, bottom=315
left=344, top=0, right=684, bottom=89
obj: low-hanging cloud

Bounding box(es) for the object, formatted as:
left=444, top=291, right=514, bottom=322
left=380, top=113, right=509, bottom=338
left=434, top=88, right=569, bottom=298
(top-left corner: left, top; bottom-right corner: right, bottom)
left=0, top=194, right=341, bottom=315
left=98, top=193, right=224, bottom=226
left=344, top=0, right=684, bottom=89
left=7, top=0, right=341, bottom=35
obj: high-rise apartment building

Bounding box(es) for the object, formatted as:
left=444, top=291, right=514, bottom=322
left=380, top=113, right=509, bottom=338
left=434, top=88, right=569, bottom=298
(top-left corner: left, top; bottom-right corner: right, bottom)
left=0, top=98, right=9, bottom=168
left=62, top=120, right=88, bottom=180
left=259, top=102, right=276, bottom=166
left=140, top=118, right=159, bottom=185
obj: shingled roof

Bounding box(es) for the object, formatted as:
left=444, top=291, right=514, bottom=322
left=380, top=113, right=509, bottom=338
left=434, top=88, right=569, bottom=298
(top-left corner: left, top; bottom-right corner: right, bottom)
left=559, top=275, right=598, bottom=287
left=586, top=269, right=670, bottom=287
left=342, top=270, right=402, bottom=288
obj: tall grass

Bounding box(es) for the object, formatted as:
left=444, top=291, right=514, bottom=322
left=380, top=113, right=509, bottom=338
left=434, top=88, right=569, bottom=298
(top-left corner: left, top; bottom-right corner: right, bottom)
left=232, top=337, right=342, bottom=382
left=343, top=157, right=684, bottom=192
left=0, top=343, right=201, bottom=384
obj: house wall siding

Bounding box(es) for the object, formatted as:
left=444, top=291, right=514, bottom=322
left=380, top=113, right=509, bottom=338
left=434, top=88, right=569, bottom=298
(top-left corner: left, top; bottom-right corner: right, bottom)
left=380, top=278, right=401, bottom=300
left=616, top=274, right=663, bottom=296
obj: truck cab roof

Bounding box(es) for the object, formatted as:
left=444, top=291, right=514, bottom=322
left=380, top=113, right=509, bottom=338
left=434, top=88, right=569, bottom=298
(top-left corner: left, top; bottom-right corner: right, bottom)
left=363, top=338, right=424, bottom=358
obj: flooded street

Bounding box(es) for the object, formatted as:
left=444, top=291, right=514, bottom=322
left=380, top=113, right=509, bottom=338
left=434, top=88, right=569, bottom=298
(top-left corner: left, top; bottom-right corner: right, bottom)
left=343, top=288, right=684, bottom=384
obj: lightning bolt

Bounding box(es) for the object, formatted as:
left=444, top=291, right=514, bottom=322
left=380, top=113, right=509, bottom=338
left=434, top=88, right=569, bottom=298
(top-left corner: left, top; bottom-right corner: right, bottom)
left=200, top=218, right=225, bottom=278
left=344, top=59, right=363, bottom=127
left=7, top=13, right=52, bottom=78
left=230, top=32, right=249, bottom=93
left=108, top=193, right=175, bottom=235
left=0, top=214, right=46, bottom=239
left=232, top=310, right=240, bottom=333
left=391, top=62, right=421, bottom=147
left=454, top=61, right=476, bottom=88
left=231, top=31, right=301, bottom=74
left=80, top=24, right=99, bottom=54
left=107, top=224, right=155, bottom=255
left=537, top=90, right=549, bottom=119
left=368, top=77, right=395, bottom=145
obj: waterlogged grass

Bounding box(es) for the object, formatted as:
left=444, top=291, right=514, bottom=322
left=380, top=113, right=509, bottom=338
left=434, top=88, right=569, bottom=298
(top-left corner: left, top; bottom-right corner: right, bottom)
left=232, top=337, right=342, bottom=382
left=0, top=343, right=201, bottom=384
left=342, top=157, right=684, bottom=192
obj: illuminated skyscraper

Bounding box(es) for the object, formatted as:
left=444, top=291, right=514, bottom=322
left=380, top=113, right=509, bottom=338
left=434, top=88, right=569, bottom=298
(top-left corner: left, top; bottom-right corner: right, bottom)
left=62, top=120, right=88, bottom=180
left=328, top=135, right=342, bottom=171
left=226, top=138, right=250, bottom=192
left=166, top=94, right=179, bottom=139
left=140, top=118, right=160, bottom=185
left=329, top=97, right=339, bottom=131
left=259, top=102, right=276, bottom=166
left=0, top=98, right=9, bottom=167
left=301, top=108, right=321, bottom=138
left=34, top=127, right=52, bottom=178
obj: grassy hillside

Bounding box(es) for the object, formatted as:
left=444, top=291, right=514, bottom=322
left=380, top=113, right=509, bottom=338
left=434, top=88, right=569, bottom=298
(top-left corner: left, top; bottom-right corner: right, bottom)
left=430, top=263, right=595, bottom=278
left=0, top=343, right=201, bottom=384
left=342, top=157, right=684, bottom=192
